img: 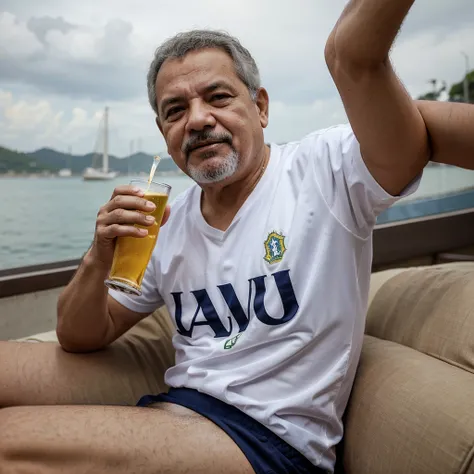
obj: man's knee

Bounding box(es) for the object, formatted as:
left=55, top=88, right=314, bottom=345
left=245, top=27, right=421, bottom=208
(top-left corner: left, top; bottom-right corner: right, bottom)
left=0, top=407, right=28, bottom=471
left=0, top=407, right=86, bottom=474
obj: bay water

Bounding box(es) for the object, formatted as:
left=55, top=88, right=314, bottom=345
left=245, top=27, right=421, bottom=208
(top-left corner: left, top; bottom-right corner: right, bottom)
left=1, top=166, right=474, bottom=271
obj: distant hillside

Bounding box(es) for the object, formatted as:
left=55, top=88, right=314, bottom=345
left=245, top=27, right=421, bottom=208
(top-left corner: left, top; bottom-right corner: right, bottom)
left=0, top=146, right=180, bottom=175
left=27, top=148, right=78, bottom=172
left=0, top=146, right=53, bottom=174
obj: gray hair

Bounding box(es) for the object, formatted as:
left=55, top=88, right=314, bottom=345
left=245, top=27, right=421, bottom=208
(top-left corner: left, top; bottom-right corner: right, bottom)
left=146, top=29, right=261, bottom=117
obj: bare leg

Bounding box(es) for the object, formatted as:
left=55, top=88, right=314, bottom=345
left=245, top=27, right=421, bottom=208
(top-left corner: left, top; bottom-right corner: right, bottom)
left=0, top=338, right=173, bottom=408
left=0, top=403, right=254, bottom=474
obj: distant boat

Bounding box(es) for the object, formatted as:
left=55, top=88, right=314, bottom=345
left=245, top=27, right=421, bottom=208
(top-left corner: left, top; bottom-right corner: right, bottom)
left=58, top=169, right=72, bottom=177
left=83, top=167, right=118, bottom=180
left=83, top=107, right=118, bottom=181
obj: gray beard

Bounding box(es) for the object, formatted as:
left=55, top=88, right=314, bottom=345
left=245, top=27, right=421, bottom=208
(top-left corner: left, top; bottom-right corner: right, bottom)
left=187, top=150, right=239, bottom=184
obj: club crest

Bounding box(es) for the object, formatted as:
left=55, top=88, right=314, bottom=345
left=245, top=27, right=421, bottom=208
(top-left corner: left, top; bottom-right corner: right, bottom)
left=263, top=231, right=286, bottom=264
left=224, top=333, right=242, bottom=350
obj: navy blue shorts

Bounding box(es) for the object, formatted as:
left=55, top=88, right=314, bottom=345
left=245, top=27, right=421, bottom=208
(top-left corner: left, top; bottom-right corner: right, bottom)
left=137, top=387, right=325, bottom=474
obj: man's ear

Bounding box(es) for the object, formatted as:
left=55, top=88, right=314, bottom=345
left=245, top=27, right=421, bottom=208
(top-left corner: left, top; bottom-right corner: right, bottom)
left=255, top=87, right=270, bottom=128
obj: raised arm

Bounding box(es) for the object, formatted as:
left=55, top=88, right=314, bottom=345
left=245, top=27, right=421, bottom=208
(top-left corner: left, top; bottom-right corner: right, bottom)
left=325, top=0, right=430, bottom=196
left=415, top=100, right=474, bottom=170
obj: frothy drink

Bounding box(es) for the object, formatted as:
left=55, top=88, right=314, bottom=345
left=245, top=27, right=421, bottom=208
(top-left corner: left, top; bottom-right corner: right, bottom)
left=104, top=158, right=171, bottom=295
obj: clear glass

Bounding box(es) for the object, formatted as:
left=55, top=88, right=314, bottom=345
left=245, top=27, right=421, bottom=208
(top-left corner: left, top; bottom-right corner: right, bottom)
left=104, top=179, right=171, bottom=296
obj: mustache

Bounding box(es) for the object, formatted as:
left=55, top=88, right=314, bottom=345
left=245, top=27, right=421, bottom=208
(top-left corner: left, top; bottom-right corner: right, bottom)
left=182, top=131, right=233, bottom=155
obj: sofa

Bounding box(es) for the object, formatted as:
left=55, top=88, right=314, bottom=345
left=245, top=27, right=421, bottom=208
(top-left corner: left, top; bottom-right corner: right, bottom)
left=17, top=262, right=474, bottom=474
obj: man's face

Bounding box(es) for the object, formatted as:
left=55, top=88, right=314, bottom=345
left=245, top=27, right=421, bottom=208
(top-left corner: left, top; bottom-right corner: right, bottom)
left=155, top=48, right=269, bottom=185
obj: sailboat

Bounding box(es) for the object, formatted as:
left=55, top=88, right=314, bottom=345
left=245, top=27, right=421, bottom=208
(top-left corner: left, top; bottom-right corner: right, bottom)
left=58, top=146, right=72, bottom=177
left=83, top=107, right=118, bottom=181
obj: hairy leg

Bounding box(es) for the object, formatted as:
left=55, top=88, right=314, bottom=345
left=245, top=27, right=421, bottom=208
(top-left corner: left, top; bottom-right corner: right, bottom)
left=0, top=403, right=254, bottom=474
left=0, top=339, right=172, bottom=408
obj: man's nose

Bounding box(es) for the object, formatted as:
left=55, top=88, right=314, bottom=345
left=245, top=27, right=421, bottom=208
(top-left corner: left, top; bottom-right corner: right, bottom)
left=186, top=100, right=217, bottom=133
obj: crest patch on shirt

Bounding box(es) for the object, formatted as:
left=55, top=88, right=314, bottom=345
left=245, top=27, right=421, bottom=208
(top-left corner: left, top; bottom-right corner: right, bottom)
left=224, top=333, right=242, bottom=350
left=263, top=231, right=286, bottom=264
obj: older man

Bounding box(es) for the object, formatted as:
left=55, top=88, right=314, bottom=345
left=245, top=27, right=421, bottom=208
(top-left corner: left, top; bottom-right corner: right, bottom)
left=1, top=1, right=473, bottom=473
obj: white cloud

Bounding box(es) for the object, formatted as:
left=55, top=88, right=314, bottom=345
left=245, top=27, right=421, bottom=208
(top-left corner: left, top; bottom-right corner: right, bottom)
left=0, top=13, right=148, bottom=103
left=44, top=19, right=136, bottom=64
left=266, top=98, right=347, bottom=144
left=0, top=12, right=42, bottom=57
left=0, top=89, right=165, bottom=155
left=392, top=24, right=474, bottom=98
left=46, top=28, right=98, bottom=62
left=0, top=0, right=473, bottom=156
left=0, top=90, right=103, bottom=152
left=2, top=95, right=53, bottom=132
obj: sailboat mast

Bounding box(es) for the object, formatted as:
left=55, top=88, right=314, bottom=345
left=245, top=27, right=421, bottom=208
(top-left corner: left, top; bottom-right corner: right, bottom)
left=103, top=106, right=109, bottom=173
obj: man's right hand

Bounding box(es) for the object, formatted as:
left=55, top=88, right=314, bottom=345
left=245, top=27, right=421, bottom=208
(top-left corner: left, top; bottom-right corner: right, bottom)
left=88, top=185, right=170, bottom=268
left=57, top=184, right=171, bottom=352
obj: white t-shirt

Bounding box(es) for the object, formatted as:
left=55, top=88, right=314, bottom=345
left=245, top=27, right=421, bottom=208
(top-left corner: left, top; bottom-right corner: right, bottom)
left=110, top=123, right=420, bottom=472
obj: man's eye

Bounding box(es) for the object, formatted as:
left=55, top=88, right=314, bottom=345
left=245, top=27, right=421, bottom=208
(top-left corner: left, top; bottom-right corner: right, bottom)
left=167, top=107, right=184, bottom=118
left=212, top=94, right=230, bottom=101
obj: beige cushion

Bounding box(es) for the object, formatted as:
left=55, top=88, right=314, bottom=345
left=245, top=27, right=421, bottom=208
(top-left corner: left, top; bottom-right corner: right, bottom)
left=368, top=267, right=410, bottom=308
left=114, top=306, right=175, bottom=387
left=343, top=335, right=474, bottom=474
left=366, top=263, right=474, bottom=374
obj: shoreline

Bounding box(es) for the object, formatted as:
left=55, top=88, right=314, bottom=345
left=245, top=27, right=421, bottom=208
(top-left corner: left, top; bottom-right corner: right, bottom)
left=0, top=172, right=184, bottom=179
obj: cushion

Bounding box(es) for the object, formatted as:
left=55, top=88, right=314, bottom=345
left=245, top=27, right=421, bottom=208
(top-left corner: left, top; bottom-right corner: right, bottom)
left=366, top=263, right=474, bottom=374
left=342, top=335, right=474, bottom=474
left=115, top=306, right=175, bottom=393
left=368, top=267, right=410, bottom=308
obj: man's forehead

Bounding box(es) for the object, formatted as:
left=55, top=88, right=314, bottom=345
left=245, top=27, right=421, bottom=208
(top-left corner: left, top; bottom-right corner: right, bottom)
left=156, top=49, right=240, bottom=96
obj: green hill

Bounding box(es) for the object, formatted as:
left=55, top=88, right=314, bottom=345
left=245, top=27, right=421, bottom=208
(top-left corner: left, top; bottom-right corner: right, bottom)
left=0, top=147, right=53, bottom=174
left=0, top=145, right=180, bottom=175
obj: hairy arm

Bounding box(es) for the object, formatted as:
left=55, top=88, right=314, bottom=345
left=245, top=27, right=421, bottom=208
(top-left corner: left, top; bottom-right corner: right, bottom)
left=326, top=0, right=430, bottom=196
left=416, top=100, right=474, bottom=169
left=57, top=248, right=151, bottom=353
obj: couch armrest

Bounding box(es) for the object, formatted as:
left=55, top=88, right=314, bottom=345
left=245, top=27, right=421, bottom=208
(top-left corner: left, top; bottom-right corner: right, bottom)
left=436, top=253, right=474, bottom=264
left=342, top=336, right=474, bottom=474
left=368, top=268, right=410, bottom=309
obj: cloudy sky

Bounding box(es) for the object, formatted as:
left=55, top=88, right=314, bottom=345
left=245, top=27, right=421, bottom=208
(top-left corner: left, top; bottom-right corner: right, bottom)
left=0, top=0, right=473, bottom=156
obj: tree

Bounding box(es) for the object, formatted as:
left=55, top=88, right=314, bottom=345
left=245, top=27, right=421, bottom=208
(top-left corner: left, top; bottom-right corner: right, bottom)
left=449, top=70, right=474, bottom=103
left=417, top=79, right=446, bottom=101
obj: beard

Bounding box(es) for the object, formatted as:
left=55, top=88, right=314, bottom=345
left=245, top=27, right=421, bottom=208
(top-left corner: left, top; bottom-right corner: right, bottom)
left=187, top=149, right=240, bottom=184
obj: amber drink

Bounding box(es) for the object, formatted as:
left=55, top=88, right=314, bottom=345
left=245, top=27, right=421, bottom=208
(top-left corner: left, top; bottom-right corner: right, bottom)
left=105, top=179, right=171, bottom=295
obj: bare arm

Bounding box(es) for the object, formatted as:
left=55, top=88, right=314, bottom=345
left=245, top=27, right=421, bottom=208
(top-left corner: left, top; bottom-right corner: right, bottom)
left=416, top=100, right=474, bottom=169
left=57, top=186, right=169, bottom=353
left=325, top=0, right=430, bottom=196
left=56, top=250, right=148, bottom=353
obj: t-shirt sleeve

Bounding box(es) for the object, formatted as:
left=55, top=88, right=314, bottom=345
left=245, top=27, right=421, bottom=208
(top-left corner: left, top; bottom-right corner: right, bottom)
left=307, top=123, right=422, bottom=237
left=108, top=256, right=164, bottom=314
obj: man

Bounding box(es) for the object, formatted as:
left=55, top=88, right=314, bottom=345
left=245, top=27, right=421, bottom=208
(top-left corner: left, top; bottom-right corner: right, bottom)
left=1, top=1, right=473, bottom=473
